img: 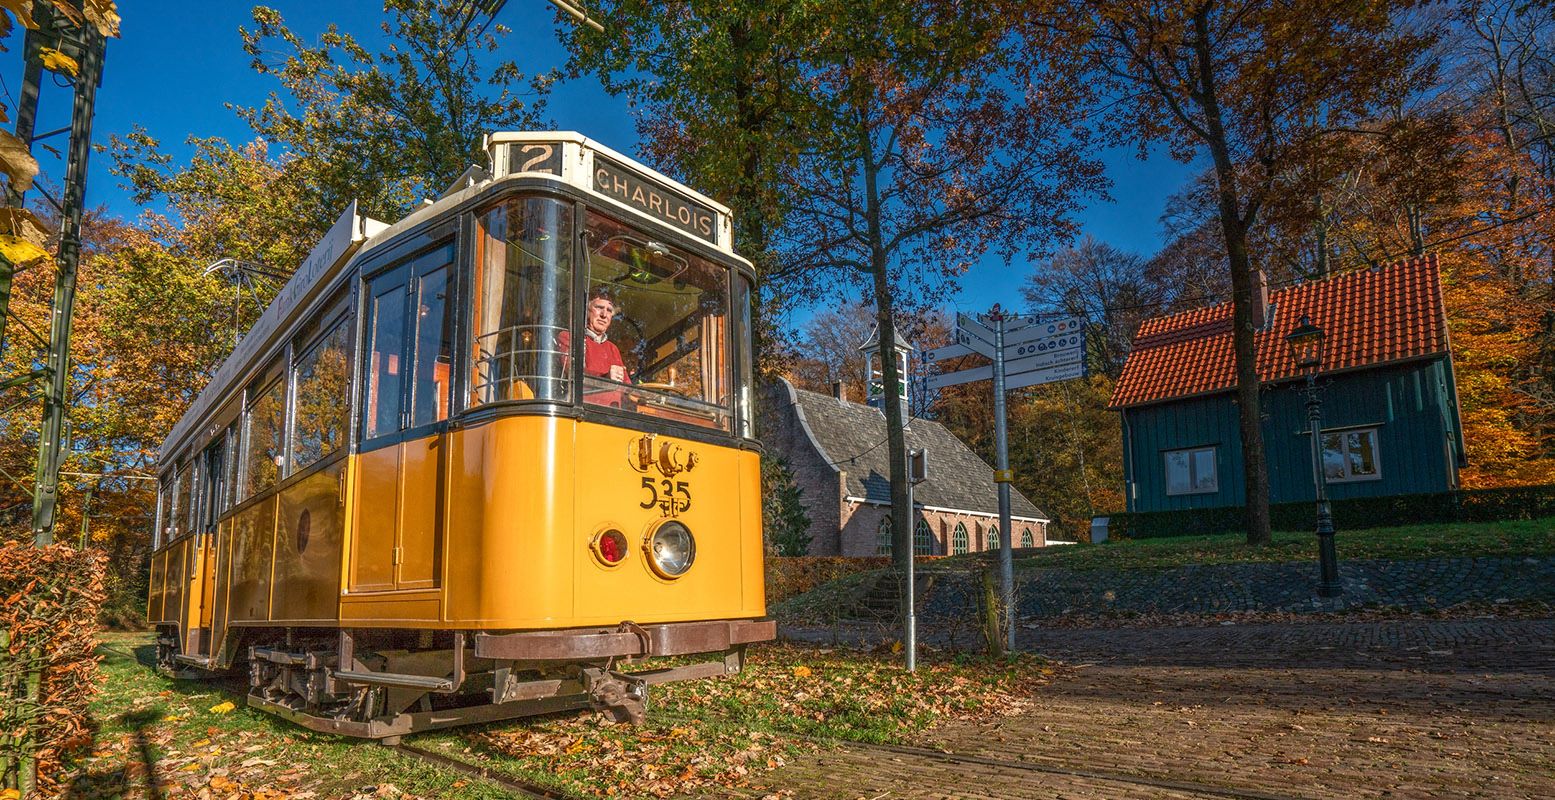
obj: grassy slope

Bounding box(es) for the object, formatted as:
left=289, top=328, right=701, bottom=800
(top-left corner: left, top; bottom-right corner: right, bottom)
left=1013, top=516, right=1555, bottom=572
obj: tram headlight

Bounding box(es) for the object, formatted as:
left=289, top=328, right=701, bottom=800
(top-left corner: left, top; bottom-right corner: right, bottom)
left=645, top=521, right=695, bottom=579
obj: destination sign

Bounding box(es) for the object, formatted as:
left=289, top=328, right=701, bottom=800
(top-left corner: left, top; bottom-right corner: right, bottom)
left=593, top=155, right=718, bottom=245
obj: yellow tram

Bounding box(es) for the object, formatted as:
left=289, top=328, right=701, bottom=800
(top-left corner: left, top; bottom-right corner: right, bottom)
left=145, top=132, right=774, bottom=739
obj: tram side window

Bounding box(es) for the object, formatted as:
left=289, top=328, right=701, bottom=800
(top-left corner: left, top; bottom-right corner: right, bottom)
left=156, top=473, right=174, bottom=547
left=364, top=271, right=409, bottom=439
left=222, top=420, right=240, bottom=509
left=199, top=438, right=226, bottom=532
left=411, top=263, right=454, bottom=427
left=244, top=377, right=288, bottom=497
left=176, top=460, right=195, bottom=538
left=293, top=318, right=353, bottom=469
left=735, top=275, right=755, bottom=438
left=471, top=197, right=574, bottom=406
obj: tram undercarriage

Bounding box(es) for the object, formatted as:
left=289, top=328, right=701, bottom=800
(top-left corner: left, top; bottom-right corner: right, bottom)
left=156, top=619, right=775, bottom=741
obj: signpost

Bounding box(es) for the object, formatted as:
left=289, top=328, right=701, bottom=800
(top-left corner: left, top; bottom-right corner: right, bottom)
left=928, top=306, right=1087, bottom=652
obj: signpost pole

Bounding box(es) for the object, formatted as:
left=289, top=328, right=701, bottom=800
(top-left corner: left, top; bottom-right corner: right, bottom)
left=904, top=445, right=917, bottom=672
left=990, top=308, right=1015, bottom=652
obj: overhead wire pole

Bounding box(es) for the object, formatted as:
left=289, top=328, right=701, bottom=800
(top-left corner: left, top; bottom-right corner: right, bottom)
left=0, top=15, right=47, bottom=357
left=26, top=4, right=108, bottom=543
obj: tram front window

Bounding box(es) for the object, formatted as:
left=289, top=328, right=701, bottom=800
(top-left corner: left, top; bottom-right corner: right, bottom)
left=471, top=196, right=574, bottom=405
left=582, top=212, right=732, bottom=431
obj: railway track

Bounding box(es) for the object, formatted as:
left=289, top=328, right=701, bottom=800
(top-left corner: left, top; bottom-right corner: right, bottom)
left=386, top=721, right=1307, bottom=800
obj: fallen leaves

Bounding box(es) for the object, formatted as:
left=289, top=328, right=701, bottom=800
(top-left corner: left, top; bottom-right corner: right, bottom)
left=209, top=700, right=237, bottom=714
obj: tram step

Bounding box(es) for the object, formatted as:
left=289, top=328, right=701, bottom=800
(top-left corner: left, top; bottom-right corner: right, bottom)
left=332, top=669, right=455, bottom=692
left=172, top=653, right=212, bottom=668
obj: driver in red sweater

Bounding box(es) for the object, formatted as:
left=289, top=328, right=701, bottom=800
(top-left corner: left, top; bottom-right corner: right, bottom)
left=580, top=289, right=627, bottom=382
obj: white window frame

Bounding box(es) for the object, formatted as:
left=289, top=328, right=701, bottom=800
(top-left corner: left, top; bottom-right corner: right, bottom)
left=1321, top=426, right=1382, bottom=483
left=1164, top=445, right=1219, bottom=496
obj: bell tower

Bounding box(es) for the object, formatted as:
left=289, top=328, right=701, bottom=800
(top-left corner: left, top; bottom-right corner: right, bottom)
left=860, top=324, right=913, bottom=424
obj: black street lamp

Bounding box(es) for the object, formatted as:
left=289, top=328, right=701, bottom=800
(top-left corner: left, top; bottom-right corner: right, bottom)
left=1286, top=315, right=1342, bottom=598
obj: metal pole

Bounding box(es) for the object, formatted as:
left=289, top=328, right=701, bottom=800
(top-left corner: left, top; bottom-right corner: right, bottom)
left=903, top=446, right=916, bottom=672
left=1306, top=375, right=1341, bottom=597
left=31, top=22, right=104, bottom=543
left=0, top=19, right=47, bottom=360
left=991, top=309, right=1015, bottom=651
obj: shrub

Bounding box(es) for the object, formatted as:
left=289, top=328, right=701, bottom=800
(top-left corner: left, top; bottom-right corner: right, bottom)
left=1, top=541, right=108, bottom=797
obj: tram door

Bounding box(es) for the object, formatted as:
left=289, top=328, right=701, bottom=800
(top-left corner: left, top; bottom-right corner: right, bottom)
left=352, top=245, right=454, bottom=592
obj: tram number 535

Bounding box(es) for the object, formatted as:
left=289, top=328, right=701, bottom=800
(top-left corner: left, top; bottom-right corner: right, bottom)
left=640, top=478, right=692, bottom=516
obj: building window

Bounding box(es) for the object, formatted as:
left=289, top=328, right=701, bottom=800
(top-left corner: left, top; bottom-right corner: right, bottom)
left=1164, top=446, right=1218, bottom=495
left=951, top=522, right=969, bottom=555
left=1322, top=427, right=1381, bottom=483
left=987, top=524, right=1000, bottom=550
left=1021, top=527, right=1034, bottom=548
left=914, top=518, right=932, bottom=555
left=877, top=516, right=892, bottom=555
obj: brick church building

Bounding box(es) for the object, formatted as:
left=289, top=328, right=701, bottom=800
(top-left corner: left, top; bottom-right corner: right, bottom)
left=760, top=329, right=1049, bottom=556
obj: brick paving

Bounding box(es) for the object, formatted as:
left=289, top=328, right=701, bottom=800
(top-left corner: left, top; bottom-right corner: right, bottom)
left=752, top=618, right=1555, bottom=799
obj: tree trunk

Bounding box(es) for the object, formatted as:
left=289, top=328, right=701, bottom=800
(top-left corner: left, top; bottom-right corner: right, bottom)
left=1191, top=7, right=1272, bottom=546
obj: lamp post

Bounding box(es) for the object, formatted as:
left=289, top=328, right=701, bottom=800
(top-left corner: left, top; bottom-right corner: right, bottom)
left=1286, top=315, right=1341, bottom=598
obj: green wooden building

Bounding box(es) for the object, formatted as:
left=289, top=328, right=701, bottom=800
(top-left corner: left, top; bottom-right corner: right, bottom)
left=1109, top=255, right=1466, bottom=513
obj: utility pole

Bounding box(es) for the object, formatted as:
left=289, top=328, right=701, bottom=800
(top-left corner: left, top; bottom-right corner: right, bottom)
left=0, top=2, right=111, bottom=545
left=989, top=307, right=1015, bottom=651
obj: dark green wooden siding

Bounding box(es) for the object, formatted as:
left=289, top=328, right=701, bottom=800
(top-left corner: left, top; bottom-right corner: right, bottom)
left=1121, top=357, right=1463, bottom=513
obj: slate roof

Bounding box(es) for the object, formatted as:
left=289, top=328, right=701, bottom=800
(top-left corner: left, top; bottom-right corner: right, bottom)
left=772, top=379, right=1047, bottom=520
left=1109, top=255, right=1449, bottom=409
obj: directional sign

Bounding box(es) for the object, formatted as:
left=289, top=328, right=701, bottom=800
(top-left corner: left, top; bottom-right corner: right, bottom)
left=926, top=351, right=1084, bottom=390
left=924, top=342, right=979, bottom=363
left=955, top=313, right=996, bottom=358
left=1004, top=360, right=1087, bottom=390
left=1003, top=317, right=1084, bottom=348
left=1004, top=331, right=1085, bottom=361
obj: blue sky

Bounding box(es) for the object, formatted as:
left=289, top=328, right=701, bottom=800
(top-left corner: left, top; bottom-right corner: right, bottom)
left=7, top=1, right=1198, bottom=319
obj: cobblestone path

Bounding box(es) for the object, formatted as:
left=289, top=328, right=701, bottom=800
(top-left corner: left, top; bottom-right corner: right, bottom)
left=752, top=618, right=1555, bottom=799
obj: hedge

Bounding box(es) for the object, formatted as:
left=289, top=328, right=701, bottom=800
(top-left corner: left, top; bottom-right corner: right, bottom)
left=1105, top=483, right=1555, bottom=540
left=1, top=541, right=107, bottom=797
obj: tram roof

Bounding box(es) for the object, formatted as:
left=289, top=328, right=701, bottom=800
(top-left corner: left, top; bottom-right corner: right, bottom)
left=158, top=132, right=749, bottom=467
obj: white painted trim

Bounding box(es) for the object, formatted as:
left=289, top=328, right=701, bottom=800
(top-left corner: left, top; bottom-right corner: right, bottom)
left=844, top=496, right=1048, bottom=524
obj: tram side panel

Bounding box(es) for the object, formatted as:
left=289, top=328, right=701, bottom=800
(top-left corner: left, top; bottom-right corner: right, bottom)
left=443, top=415, right=577, bottom=627
left=737, top=447, right=765, bottom=616
left=228, top=496, right=278, bottom=623
left=146, top=548, right=166, bottom=623
left=272, top=463, right=347, bottom=623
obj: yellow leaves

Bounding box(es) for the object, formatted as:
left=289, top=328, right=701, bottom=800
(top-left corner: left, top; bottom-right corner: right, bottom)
left=208, top=774, right=239, bottom=793
left=791, top=665, right=812, bottom=678
left=83, top=0, right=119, bottom=38
left=209, top=700, right=236, bottom=714
left=0, top=0, right=36, bottom=30
left=161, top=714, right=183, bottom=723
left=39, top=46, right=77, bottom=76
left=0, top=234, right=48, bottom=265
left=1, top=788, right=21, bottom=800
left=0, top=129, right=38, bottom=193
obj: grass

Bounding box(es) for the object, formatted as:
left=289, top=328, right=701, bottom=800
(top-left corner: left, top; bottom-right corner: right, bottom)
left=68, top=632, right=510, bottom=800
left=1009, top=516, right=1555, bottom=572
left=68, top=634, right=1049, bottom=799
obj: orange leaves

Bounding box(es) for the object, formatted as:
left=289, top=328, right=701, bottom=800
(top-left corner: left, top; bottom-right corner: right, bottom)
left=0, top=541, right=108, bottom=795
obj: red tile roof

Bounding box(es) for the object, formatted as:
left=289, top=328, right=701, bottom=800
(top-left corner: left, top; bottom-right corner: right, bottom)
left=1108, top=254, right=1448, bottom=408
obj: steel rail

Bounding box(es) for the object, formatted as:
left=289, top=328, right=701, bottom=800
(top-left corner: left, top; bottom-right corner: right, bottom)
left=386, top=742, right=583, bottom=800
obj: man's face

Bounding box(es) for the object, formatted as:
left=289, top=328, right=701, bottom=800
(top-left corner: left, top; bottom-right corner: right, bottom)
left=587, top=297, right=615, bottom=336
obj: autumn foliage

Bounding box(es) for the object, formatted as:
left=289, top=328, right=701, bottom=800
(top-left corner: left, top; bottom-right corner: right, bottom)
left=0, top=539, right=107, bottom=797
